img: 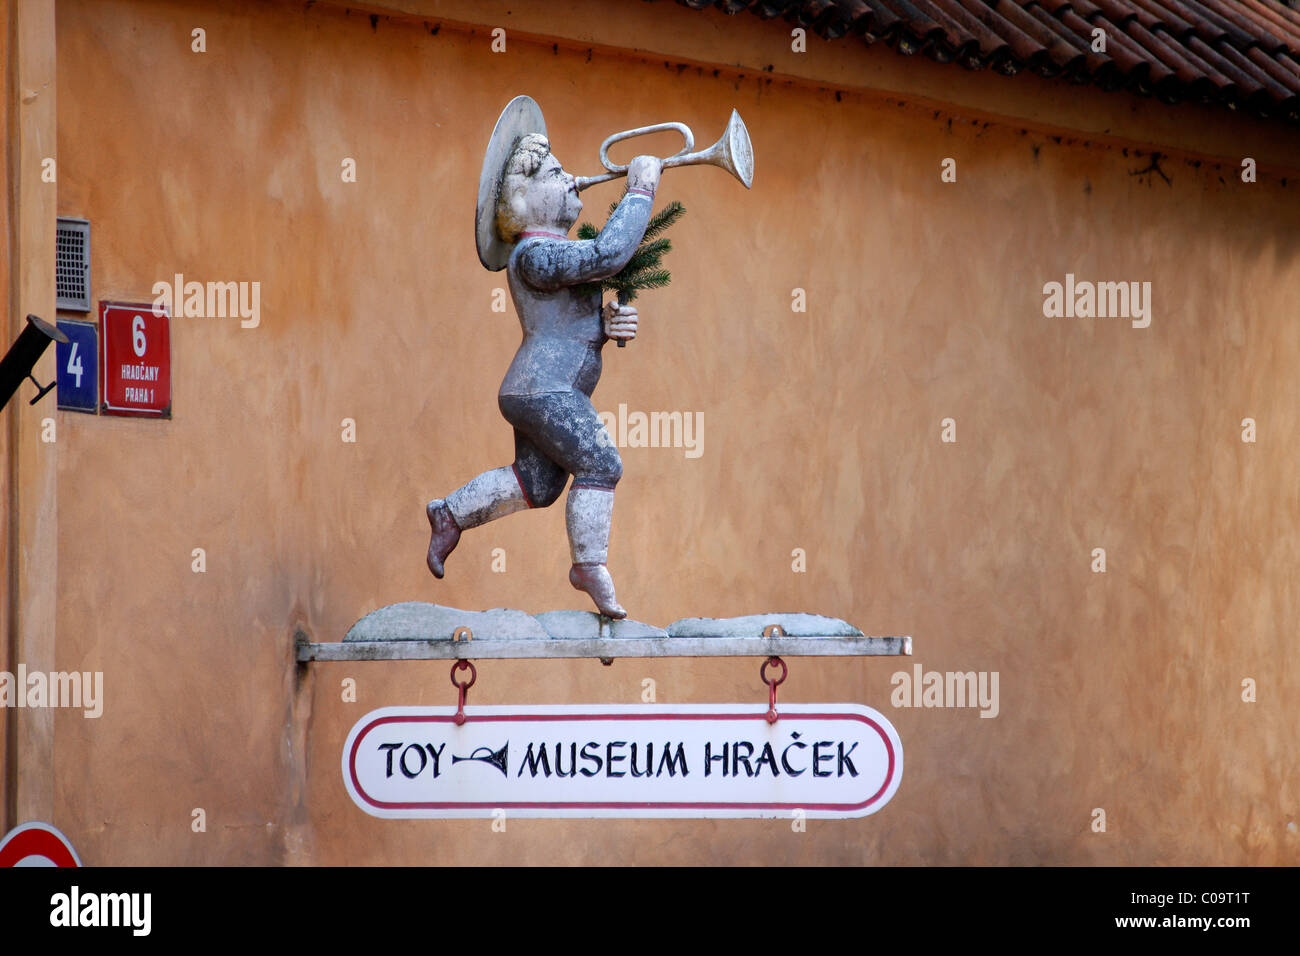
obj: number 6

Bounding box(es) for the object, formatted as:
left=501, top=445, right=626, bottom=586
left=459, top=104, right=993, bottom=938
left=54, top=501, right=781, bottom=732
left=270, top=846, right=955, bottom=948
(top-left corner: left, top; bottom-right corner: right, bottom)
left=132, top=315, right=147, bottom=357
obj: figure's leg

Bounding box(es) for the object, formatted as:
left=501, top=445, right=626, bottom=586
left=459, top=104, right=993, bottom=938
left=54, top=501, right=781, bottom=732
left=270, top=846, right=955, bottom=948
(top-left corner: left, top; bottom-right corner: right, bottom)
left=500, top=391, right=626, bottom=618
left=566, top=486, right=625, bottom=619
left=426, top=466, right=529, bottom=578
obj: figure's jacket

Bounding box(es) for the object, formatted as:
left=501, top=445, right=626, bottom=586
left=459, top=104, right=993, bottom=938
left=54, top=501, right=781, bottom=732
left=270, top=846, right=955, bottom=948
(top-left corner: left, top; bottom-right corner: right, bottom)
left=499, top=191, right=653, bottom=399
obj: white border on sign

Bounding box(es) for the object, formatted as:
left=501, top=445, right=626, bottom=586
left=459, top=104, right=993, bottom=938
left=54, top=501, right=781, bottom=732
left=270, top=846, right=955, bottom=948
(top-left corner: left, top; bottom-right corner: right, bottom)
left=99, top=300, right=171, bottom=415
left=0, top=821, right=83, bottom=867
left=342, top=702, right=904, bottom=820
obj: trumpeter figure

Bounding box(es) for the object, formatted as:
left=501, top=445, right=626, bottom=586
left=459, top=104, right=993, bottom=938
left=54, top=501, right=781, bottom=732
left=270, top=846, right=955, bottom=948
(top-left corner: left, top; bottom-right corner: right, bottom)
left=427, top=96, right=751, bottom=619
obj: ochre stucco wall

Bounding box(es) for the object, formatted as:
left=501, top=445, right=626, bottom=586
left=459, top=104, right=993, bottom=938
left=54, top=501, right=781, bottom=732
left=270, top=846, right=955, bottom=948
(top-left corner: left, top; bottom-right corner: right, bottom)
left=5, top=0, right=61, bottom=834
left=1, top=0, right=13, bottom=833
left=39, top=0, right=1300, bottom=863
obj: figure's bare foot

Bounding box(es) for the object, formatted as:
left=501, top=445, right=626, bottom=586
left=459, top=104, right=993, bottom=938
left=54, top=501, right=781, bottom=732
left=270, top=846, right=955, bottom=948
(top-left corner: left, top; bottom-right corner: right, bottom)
left=569, top=563, right=627, bottom=619
left=426, top=500, right=461, bottom=578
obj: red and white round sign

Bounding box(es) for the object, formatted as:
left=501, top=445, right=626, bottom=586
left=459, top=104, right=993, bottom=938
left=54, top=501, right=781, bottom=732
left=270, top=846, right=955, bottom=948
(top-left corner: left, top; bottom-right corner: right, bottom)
left=0, top=822, right=82, bottom=867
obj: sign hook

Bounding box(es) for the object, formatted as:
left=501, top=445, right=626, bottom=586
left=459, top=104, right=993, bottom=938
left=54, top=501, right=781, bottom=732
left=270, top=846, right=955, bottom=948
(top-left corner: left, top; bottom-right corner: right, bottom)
left=450, top=659, right=477, bottom=725
left=760, top=656, right=787, bottom=724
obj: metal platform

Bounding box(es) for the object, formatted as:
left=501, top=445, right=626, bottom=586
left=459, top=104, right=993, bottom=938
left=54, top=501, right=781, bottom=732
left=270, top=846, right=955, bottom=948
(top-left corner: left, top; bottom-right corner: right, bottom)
left=298, top=603, right=912, bottom=663
left=297, top=634, right=912, bottom=662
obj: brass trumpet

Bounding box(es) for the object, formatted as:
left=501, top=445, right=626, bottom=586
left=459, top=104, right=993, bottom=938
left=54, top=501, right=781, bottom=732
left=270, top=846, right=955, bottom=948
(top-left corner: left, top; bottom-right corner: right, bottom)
left=573, top=110, right=754, bottom=192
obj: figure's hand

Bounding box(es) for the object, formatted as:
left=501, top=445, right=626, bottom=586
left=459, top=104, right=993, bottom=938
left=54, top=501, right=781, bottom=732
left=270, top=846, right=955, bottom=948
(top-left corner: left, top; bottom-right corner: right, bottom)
left=603, top=300, right=638, bottom=343
left=627, top=154, right=662, bottom=194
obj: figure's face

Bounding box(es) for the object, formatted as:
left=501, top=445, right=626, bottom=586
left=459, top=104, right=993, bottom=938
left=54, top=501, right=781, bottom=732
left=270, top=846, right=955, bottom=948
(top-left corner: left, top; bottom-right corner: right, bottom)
left=523, top=152, right=581, bottom=231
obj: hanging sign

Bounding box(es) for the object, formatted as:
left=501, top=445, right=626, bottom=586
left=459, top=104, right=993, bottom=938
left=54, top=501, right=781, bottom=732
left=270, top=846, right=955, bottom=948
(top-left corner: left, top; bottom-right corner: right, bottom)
left=99, top=301, right=171, bottom=417
left=343, top=703, right=902, bottom=819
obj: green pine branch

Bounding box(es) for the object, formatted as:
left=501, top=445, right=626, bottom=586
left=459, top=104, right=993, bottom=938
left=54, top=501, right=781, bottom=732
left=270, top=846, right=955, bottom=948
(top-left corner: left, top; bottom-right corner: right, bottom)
left=623, top=238, right=672, bottom=274
left=642, top=201, right=685, bottom=241
left=571, top=196, right=685, bottom=301
left=615, top=269, right=671, bottom=303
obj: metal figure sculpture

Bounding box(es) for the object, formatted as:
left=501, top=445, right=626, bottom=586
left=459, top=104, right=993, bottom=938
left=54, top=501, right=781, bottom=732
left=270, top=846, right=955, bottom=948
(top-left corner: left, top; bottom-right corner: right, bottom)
left=427, top=96, right=751, bottom=619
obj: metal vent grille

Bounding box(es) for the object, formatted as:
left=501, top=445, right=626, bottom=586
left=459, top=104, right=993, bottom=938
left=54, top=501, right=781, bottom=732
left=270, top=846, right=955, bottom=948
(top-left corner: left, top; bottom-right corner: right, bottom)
left=56, top=218, right=91, bottom=312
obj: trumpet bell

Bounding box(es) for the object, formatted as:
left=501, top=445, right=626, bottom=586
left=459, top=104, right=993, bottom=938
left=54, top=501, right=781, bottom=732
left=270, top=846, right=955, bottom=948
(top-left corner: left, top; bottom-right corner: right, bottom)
left=728, top=109, right=754, bottom=188
left=675, top=108, right=753, bottom=190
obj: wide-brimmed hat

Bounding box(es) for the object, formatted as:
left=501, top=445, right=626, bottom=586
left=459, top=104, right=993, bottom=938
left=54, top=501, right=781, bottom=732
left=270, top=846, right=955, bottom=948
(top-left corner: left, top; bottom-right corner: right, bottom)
left=475, top=95, right=547, bottom=272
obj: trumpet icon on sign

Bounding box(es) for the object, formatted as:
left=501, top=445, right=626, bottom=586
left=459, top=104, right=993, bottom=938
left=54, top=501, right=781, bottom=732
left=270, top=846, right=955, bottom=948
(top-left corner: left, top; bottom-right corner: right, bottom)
left=451, top=744, right=509, bottom=777
left=0, top=315, right=66, bottom=412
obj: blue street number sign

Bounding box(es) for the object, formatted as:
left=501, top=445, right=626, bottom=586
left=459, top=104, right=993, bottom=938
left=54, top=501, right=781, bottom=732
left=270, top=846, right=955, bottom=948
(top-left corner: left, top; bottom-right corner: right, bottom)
left=56, top=319, right=98, bottom=413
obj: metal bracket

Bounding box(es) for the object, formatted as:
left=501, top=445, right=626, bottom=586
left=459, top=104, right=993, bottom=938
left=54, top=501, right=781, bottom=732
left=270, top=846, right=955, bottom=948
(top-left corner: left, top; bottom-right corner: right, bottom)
left=296, top=633, right=912, bottom=663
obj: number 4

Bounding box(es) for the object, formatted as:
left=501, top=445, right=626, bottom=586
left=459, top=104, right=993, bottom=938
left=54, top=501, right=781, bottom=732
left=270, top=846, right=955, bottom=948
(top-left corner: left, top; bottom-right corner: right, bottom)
left=67, top=341, right=83, bottom=388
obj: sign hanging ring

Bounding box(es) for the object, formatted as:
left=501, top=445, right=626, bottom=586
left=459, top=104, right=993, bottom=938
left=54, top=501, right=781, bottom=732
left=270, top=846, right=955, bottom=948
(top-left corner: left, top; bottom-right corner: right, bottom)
left=450, top=659, right=477, bottom=725
left=761, top=656, right=787, bottom=724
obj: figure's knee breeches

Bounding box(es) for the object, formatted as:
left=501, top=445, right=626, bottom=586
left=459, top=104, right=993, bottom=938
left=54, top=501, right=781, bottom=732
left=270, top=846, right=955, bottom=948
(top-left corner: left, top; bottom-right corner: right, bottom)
left=512, top=458, right=567, bottom=508
left=500, top=390, right=622, bottom=500
left=571, top=444, right=622, bottom=489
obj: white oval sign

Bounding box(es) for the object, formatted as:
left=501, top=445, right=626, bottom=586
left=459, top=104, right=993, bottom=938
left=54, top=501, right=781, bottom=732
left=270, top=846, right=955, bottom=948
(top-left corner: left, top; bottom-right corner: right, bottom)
left=343, top=703, right=902, bottom=818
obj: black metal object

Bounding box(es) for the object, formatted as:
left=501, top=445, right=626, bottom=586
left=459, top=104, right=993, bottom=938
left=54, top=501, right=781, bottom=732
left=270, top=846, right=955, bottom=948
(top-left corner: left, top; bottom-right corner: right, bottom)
left=0, top=315, right=67, bottom=411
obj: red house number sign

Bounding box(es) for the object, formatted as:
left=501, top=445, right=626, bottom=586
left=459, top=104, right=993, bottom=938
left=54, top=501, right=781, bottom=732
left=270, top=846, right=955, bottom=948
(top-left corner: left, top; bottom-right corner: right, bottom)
left=100, top=301, right=171, bottom=417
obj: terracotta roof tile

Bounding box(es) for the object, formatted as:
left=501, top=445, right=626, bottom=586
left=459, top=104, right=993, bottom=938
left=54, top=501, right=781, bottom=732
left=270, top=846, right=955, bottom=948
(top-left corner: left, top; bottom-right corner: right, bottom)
left=929, top=0, right=1012, bottom=67
left=908, top=0, right=983, bottom=64
left=655, top=0, right=1300, bottom=123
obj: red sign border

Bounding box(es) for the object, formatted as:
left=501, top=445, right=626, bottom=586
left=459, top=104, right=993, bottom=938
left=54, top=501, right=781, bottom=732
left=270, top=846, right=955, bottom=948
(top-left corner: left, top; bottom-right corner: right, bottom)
left=0, top=822, right=82, bottom=867
left=347, top=709, right=898, bottom=814
left=99, top=299, right=172, bottom=418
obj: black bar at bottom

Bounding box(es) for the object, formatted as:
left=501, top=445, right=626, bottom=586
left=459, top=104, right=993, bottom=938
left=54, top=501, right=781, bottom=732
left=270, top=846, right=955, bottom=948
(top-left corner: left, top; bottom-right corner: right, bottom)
left=0, top=865, right=1284, bottom=942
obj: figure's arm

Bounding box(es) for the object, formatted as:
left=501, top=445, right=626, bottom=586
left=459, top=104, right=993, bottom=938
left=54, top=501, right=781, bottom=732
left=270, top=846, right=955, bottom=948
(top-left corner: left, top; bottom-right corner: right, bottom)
left=519, top=156, right=661, bottom=291
left=519, top=194, right=651, bottom=290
